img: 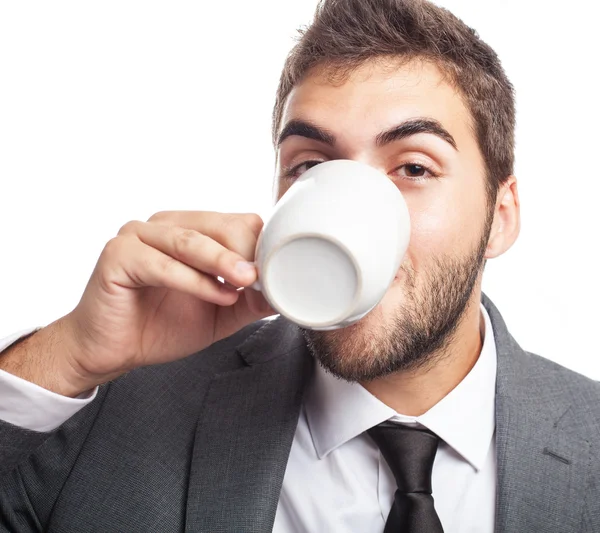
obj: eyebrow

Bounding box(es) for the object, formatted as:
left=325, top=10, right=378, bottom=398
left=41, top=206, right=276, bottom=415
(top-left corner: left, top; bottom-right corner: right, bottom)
left=376, top=118, right=457, bottom=150
left=277, top=117, right=457, bottom=150
left=277, top=119, right=336, bottom=147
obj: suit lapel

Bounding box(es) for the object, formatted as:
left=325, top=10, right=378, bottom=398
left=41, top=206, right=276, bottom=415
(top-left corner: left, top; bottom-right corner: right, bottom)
left=485, top=296, right=592, bottom=533
left=185, top=317, right=313, bottom=533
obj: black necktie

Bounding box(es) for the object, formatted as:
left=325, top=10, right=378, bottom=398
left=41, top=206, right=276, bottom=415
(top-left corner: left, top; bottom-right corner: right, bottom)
left=367, top=422, right=444, bottom=533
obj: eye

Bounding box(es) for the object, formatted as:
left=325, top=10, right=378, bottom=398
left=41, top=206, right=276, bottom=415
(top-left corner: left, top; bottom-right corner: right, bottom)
left=393, top=163, right=438, bottom=182
left=282, top=160, right=324, bottom=180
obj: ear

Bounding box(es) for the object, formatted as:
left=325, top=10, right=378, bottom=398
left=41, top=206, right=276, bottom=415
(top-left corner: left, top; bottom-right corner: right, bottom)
left=485, top=176, right=520, bottom=259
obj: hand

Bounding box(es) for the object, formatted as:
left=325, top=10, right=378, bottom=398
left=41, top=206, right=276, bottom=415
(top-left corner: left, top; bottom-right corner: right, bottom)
left=3, top=211, right=274, bottom=396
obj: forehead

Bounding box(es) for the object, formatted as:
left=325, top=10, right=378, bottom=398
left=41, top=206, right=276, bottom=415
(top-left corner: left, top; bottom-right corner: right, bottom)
left=280, top=59, right=473, bottom=146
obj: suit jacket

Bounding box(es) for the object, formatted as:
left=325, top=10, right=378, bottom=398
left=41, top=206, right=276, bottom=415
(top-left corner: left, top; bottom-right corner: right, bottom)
left=1, top=294, right=599, bottom=532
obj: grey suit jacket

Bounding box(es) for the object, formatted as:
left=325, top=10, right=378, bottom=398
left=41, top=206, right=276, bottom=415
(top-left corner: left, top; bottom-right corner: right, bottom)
left=1, top=294, right=599, bottom=532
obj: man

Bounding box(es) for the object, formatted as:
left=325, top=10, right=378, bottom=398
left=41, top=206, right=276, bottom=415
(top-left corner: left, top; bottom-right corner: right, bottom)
left=1, top=0, right=599, bottom=531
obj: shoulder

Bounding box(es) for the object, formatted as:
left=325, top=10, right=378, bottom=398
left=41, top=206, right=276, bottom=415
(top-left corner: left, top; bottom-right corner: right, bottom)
left=484, top=293, right=600, bottom=436
left=516, top=349, right=600, bottom=436
left=99, top=318, right=273, bottom=412
left=70, top=318, right=274, bottom=441
left=522, top=349, right=600, bottom=397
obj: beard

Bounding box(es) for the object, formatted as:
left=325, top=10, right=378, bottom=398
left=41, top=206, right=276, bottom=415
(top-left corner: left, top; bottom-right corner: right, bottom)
left=301, top=214, right=493, bottom=382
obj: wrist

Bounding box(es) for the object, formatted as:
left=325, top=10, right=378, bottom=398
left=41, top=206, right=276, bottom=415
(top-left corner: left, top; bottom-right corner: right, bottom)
left=0, top=317, right=104, bottom=398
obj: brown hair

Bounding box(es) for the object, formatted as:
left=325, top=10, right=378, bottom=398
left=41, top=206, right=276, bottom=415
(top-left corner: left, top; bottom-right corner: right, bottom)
left=272, top=0, right=516, bottom=204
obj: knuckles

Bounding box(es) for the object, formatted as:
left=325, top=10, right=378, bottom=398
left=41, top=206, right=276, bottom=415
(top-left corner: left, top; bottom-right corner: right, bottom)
left=102, top=235, right=133, bottom=259
left=172, top=228, right=200, bottom=259
left=147, top=211, right=173, bottom=223
left=156, top=253, right=179, bottom=278
left=117, top=220, right=143, bottom=236
left=220, top=215, right=259, bottom=243
left=110, top=212, right=263, bottom=264
left=242, top=213, right=264, bottom=235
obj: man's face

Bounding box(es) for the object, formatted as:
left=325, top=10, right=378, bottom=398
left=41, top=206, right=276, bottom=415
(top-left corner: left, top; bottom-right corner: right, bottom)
left=274, top=59, right=495, bottom=382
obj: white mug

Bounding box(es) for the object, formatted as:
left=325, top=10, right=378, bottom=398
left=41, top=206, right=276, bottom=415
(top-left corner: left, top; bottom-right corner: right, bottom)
left=251, top=159, right=411, bottom=330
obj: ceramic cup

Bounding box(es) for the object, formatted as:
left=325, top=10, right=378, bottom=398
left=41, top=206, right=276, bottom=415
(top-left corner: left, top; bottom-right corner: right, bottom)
left=251, top=159, right=411, bottom=330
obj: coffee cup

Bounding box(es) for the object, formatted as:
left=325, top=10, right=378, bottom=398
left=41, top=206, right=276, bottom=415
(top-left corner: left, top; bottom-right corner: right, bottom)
left=251, top=159, right=410, bottom=330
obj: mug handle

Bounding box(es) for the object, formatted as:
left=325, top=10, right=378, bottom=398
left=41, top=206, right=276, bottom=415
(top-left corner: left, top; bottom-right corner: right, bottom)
left=249, top=280, right=262, bottom=291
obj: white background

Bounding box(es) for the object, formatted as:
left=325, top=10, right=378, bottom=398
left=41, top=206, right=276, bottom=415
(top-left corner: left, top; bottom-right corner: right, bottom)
left=1, top=1, right=598, bottom=378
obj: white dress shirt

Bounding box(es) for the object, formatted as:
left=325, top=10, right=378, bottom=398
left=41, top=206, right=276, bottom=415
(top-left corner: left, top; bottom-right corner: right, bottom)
left=273, top=304, right=497, bottom=532
left=0, top=305, right=497, bottom=532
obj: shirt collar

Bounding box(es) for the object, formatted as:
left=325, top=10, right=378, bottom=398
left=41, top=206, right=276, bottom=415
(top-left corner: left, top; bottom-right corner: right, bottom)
left=304, top=304, right=497, bottom=472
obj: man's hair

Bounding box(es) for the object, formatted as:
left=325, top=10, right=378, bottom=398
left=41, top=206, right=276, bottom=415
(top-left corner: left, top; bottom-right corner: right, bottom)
left=272, top=0, right=516, bottom=204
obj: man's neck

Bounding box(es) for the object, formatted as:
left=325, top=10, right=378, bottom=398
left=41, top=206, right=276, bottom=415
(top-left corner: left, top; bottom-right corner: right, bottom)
left=360, top=294, right=485, bottom=416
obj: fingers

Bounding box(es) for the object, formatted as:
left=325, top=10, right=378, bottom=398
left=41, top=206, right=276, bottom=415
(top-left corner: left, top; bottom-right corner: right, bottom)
left=243, top=286, right=275, bottom=316
left=146, top=211, right=263, bottom=261
left=99, top=236, right=241, bottom=306
left=117, top=220, right=257, bottom=288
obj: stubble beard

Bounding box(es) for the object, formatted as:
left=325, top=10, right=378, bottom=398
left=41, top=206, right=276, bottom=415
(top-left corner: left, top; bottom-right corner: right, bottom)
left=301, top=214, right=493, bottom=382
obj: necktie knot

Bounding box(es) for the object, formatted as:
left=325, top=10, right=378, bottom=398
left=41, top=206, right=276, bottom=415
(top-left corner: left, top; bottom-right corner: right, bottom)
left=367, top=422, right=444, bottom=533
left=368, top=422, right=439, bottom=493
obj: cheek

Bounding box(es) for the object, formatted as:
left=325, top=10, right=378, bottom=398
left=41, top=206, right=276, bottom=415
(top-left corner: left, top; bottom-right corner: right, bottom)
left=407, top=204, right=452, bottom=264
left=402, top=186, right=483, bottom=267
